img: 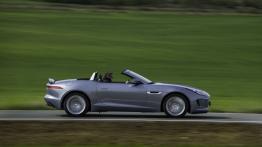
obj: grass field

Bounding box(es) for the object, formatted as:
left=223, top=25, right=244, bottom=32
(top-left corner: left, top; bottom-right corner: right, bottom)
left=0, top=121, right=261, bottom=146
left=0, top=1, right=262, bottom=112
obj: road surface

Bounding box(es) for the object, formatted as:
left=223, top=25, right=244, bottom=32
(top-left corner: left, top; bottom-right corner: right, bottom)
left=0, top=110, right=262, bottom=124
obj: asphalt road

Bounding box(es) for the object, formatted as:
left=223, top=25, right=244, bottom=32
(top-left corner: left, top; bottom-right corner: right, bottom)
left=0, top=110, right=262, bottom=124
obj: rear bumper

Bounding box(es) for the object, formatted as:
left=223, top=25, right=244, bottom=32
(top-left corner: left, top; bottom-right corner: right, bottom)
left=44, top=94, right=61, bottom=109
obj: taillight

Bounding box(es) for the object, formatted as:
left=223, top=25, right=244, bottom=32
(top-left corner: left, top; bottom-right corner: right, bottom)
left=47, top=86, right=63, bottom=89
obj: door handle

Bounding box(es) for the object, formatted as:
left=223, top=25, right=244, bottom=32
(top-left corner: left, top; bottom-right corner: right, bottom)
left=147, top=91, right=162, bottom=94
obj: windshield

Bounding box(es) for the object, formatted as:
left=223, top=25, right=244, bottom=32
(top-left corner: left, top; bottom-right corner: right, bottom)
left=123, top=69, right=153, bottom=84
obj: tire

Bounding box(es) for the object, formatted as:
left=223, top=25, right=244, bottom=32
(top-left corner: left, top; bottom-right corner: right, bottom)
left=163, top=94, right=188, bottom=118
left=63, top=93, right=89, bottom=117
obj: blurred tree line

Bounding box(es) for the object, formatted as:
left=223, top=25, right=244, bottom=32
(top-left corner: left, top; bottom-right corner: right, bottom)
left=43, top=0, right=262, bottom=9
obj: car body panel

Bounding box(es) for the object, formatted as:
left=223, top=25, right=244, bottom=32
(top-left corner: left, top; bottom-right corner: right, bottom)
left=44, top=69, right=210, bottom=114
left=95, top=83, right=153, bottom=112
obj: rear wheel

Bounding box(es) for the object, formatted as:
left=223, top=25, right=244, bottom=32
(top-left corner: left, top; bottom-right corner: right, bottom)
left=163, top=94, right=188, bottom=118
left=63, top=93, right=89, bottom=117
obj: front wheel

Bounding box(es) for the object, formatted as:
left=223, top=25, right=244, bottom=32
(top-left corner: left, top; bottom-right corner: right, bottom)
left=163, top=94, right=188, bottom=118
left=63, top=93, right=89, bottom=117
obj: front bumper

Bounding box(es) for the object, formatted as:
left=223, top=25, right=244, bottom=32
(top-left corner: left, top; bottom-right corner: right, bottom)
left=190, top=98, right=211, bottom=114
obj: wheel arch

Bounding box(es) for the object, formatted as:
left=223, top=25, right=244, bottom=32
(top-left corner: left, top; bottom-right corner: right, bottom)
left=161, top=92, right=191, bottom=113
left=61, top=90, right=91, bottom=111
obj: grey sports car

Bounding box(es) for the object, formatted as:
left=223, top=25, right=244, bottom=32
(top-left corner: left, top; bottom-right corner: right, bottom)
left=44, top=69, right=211, bottom=117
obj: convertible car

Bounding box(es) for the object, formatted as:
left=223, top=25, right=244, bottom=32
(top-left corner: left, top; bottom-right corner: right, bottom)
left=44, top=69, right=210, bottom=117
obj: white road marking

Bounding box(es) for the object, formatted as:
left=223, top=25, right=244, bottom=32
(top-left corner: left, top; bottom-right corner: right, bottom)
left=0, top=111, right=262, bottom=124
left=0, top=118, right=261, bottom=124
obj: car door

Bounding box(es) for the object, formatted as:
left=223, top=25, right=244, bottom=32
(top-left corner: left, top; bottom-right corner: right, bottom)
left=95, top=82, right=154, bottom=112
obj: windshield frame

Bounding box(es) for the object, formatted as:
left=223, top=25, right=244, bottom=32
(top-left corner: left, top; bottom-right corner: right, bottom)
left=122, top=69, right=153, bottom=84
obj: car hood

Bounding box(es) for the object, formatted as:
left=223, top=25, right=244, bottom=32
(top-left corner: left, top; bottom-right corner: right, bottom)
left=154, top=82, right=210, bottom=97
left=153, top=82, right=205, bottom=92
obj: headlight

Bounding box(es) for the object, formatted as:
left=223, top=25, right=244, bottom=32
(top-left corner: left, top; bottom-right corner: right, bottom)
left=189, top=88, right=210, bottom=97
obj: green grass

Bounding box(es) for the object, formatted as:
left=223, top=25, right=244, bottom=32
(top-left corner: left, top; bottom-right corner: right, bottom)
left=0, top=1, right=262, bottom=112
